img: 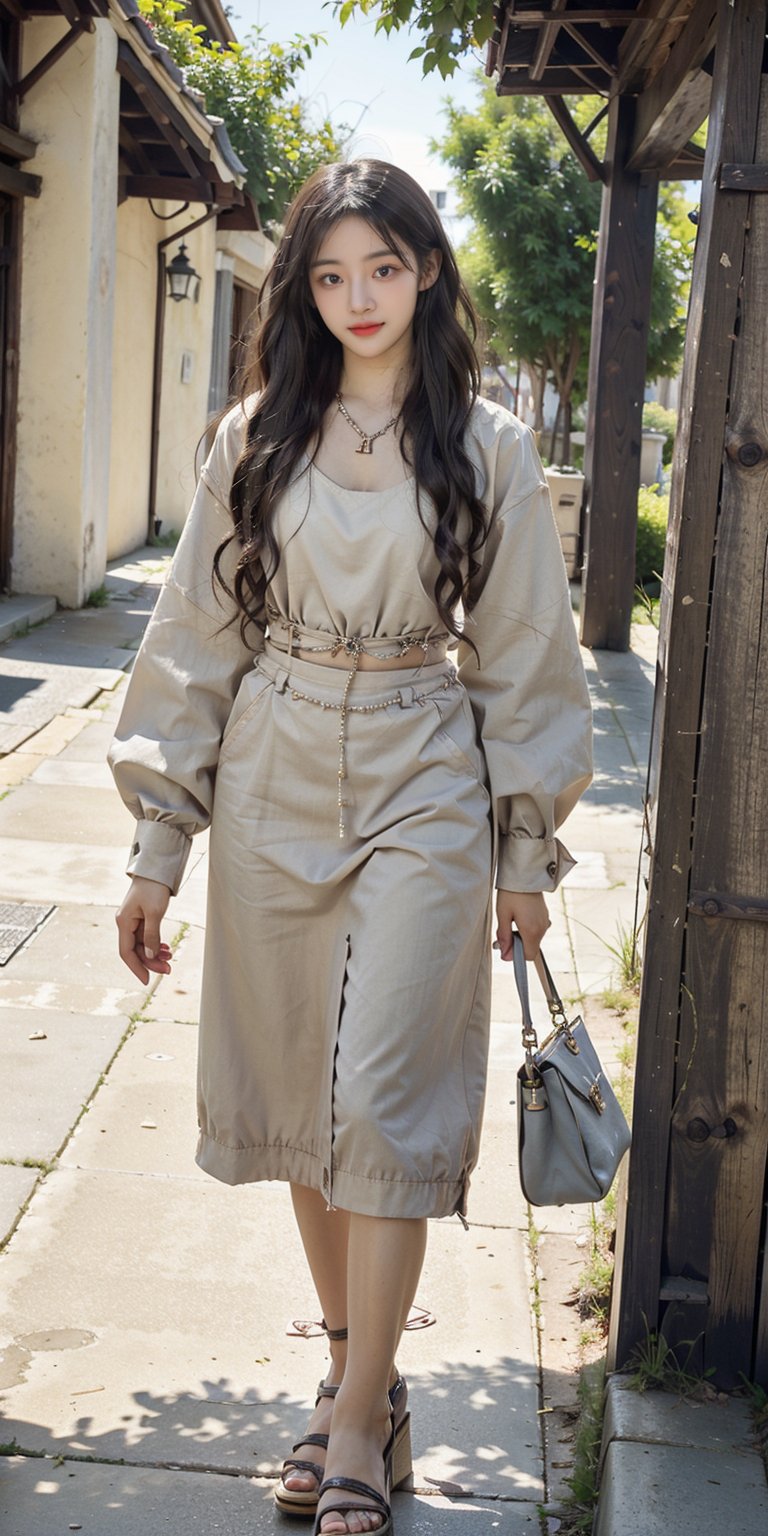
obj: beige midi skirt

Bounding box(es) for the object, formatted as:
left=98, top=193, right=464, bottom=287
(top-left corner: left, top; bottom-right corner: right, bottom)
left=195, top=642, right=494, bottom=1220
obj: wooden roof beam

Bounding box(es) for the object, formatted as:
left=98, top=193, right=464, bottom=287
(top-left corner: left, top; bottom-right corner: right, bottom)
left=562, top=20, right=617, bottom=77
left=627, top=2, right=717, bottom=172
left=547, top=95, right=606, bottom=180
left=530, top=0, right=566, bottom=82
left=617, top=0, right=691, bottom=94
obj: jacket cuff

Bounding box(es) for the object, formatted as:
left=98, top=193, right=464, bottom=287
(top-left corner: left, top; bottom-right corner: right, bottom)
left=496, top=833, right=576, bottom=893
left=126, top=819, right=192, bottom=897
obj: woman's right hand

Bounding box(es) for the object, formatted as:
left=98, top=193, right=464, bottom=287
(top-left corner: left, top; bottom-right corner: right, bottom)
left=115, top=876, right=173, bottom=984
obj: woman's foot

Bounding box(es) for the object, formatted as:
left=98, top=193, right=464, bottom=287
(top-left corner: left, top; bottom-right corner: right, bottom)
left=315, top=1403, right=393, bottom=1536
left=280, top=1384, right=337, bottom=1497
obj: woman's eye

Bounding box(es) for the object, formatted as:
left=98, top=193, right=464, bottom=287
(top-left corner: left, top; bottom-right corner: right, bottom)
left=375, top=264, right=397, bottom=278
left=319, top=273, right=341, bottom=286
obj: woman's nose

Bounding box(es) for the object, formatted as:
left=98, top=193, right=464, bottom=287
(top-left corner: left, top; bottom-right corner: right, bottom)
left=349, top=279, right=374, bottom=313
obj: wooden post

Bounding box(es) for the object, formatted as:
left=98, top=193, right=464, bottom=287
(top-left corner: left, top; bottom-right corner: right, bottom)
left=609, top=0, right=768, bottom=1381
left=663, top=68, right=768, bottom=1386
left=579, top=95, right=658, bottom=652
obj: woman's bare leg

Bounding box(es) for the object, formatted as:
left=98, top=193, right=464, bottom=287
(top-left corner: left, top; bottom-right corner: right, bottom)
left=281, top=1184, right=351, bottom=1494
left=318, top=1213, right=428, bottom=1535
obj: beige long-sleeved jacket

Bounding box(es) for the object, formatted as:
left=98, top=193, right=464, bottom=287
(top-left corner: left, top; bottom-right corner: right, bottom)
left=108, top=395, right=593, bottom=895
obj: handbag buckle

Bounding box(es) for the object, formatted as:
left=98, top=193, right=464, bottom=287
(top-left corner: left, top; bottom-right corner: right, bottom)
left=523, top=1068, right=547, bottom=1112
left=589, top=1081, right=606, bottom=1114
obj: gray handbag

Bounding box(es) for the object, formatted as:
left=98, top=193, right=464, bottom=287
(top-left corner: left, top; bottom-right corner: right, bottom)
left=514, top=934, right=631, bottom=1206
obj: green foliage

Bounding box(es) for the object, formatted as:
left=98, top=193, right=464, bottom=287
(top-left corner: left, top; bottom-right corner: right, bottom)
left=85, top=584, right=109, bottom=608
left=636, top=485, right=669, bottom=587
left=642, top=400, right=677, bottom=464
left=332, top=0, right=496, bottom=78
left=561, top=1358, right=606, bottom=1531
left=138, top=1, right=345, bottom=225
left=432, top=84, right=693, bottom=436
left=437, top=86, right=601, bottom=420
left=625, top=1321, right=715, bottom=1398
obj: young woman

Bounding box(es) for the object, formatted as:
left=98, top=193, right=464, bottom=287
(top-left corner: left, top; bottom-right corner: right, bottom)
left=109, top=159, right=592, bottom=1536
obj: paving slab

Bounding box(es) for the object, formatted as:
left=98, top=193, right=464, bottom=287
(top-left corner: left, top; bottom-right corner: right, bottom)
left=17, top=715, right=91, bottom=758
left=593, top=1440, right=768, bottom=1536
left=0, top=783, right=136, bottom=846
left=59, top=1018, right=203, bottom=1180
left=56, top=719, right=123, bottom=762
left=29, top=760, right=116, bottom=789
left=0, top=1458, right=541, bottom=1536
left=0, top=593, right=57, bottom=643
left=0, top=839, right=137, bottom=907
left=0, top=1168, right=541, bottom=1496
left=0, top=1008, right=126, bottom=1163
left=0, top=1166, right=40, bottom=1246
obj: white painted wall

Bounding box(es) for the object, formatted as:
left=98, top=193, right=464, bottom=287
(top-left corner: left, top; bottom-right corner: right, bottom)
left=14, top=20, right=118, bottom=607
left=155, top=215, right=218, bottom=536
left=107, top=198, right=156, bottom=560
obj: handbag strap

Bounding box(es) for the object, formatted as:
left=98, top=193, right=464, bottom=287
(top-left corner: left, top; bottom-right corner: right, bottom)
left=512, top=931, right=568, bottom=1059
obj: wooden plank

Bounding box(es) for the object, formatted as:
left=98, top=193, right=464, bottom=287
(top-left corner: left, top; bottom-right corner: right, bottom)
left=116, top=39, right=211, bottom=164
left=663, top=71, right=768, bottom=1386
left=720, top=162, right=768, bottom=190
left=562, top=19, right=617, bottom=75
left=122, top=174, right=214, bottom=203
left=0, top=160, right=40, bottom=197
left=608, top=0, right=767, bottom=1378
left=546, top=96, right=605, bottom=180
left=530, top=0, right=567, bottom=82
left=15, top=19, right=90, bottom=100
left=627, top=0, right=717, bottom=171
left=579, top=93, right=659, bottom=651
left=0, top=122, right=36, bottom=160
left=498, top=67, right=611, bottom=92
left=617, top=0, right=687, bottom=92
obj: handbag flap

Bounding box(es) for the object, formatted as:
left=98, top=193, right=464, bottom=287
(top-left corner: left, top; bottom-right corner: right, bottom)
left=536, top=1017, right=612, bottom=1106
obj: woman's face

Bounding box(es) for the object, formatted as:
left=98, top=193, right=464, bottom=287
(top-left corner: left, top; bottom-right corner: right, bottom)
left=308, top=215, right=440, bottom=364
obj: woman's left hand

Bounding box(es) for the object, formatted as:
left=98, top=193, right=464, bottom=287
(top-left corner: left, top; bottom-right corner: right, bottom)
left=495, top=889, right=550, bottom=962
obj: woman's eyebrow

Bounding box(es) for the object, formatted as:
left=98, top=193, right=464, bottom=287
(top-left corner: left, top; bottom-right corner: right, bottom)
left=310, top=249, right=397, bottom=269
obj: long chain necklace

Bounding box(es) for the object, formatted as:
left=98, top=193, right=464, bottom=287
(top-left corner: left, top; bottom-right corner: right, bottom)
left=336, top=393, right=399, bottom=455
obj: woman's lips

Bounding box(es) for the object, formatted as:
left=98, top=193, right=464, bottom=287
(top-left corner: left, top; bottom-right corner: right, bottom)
left=349, top=323, right=384, bottom=335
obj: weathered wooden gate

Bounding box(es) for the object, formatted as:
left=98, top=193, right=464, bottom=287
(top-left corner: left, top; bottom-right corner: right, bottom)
left=489, top=0, right=768, bottom=1386
left=610, top=0, right=768, bottom=1386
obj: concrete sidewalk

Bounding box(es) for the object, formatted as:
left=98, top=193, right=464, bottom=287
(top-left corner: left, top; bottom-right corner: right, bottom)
left=0, top=555, right=762, bottom=1535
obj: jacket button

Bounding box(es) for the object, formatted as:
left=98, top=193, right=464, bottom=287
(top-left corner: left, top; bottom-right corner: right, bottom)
left=547, top=861, right=557, bottom=878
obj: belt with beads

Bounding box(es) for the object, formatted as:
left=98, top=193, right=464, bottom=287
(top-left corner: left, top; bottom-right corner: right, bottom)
left=265, top=609, right=450, bottom=838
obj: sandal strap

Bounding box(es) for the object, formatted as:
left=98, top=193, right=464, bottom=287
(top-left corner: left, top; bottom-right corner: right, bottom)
left=317, top=1478, right=389, bottom=1515
left=293, top=1434, right=330, bottom=1453
left=281, top=1456, right=325, bottom=1480
left=321, top=1319, right=349, bottom=1341
left=316, top=1381, right=340, bottom=1403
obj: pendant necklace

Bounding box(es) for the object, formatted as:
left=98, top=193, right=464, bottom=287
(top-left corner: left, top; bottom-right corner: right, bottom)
left=336, top=393, right=399, bottom=455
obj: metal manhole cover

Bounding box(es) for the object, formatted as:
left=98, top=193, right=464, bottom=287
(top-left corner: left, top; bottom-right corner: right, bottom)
left=0, top=902, right=56, bottom=965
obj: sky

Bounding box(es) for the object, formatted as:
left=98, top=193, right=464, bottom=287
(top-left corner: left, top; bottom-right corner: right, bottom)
left=225, top=0, right=485, bottom=213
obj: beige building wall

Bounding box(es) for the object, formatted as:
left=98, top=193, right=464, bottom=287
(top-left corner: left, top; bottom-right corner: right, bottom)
left=13, top=19, right=119, bottom=607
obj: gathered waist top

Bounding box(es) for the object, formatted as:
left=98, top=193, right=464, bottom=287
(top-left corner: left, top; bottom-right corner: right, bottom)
left=263, top=458, right=451, bottom=650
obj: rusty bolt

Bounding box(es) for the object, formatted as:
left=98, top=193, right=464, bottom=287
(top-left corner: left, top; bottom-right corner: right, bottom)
left=702, top=898, right=720, bottom=916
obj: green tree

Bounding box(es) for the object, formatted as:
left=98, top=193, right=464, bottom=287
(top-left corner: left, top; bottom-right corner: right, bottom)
left=333, top=0, right=496, bottom=78
left=435, top=84, right=692, bottom=457
left=139, top=0, right=346, bottom=226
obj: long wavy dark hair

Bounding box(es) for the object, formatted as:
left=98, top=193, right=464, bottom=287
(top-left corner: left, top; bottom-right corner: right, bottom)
left=212, top=159, right=489, bottom=646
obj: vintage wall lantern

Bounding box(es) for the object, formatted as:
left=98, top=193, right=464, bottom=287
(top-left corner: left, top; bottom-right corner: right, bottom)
left=166, top=241, right=200, bottom=303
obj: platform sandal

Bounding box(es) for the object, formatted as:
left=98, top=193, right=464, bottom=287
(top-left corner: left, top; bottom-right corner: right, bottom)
left=275, top=1323, right=349, bottom=1516
left=277, top=1371, right=410, bottom=1518
left=312, top=1403, right=412, bottom=1536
